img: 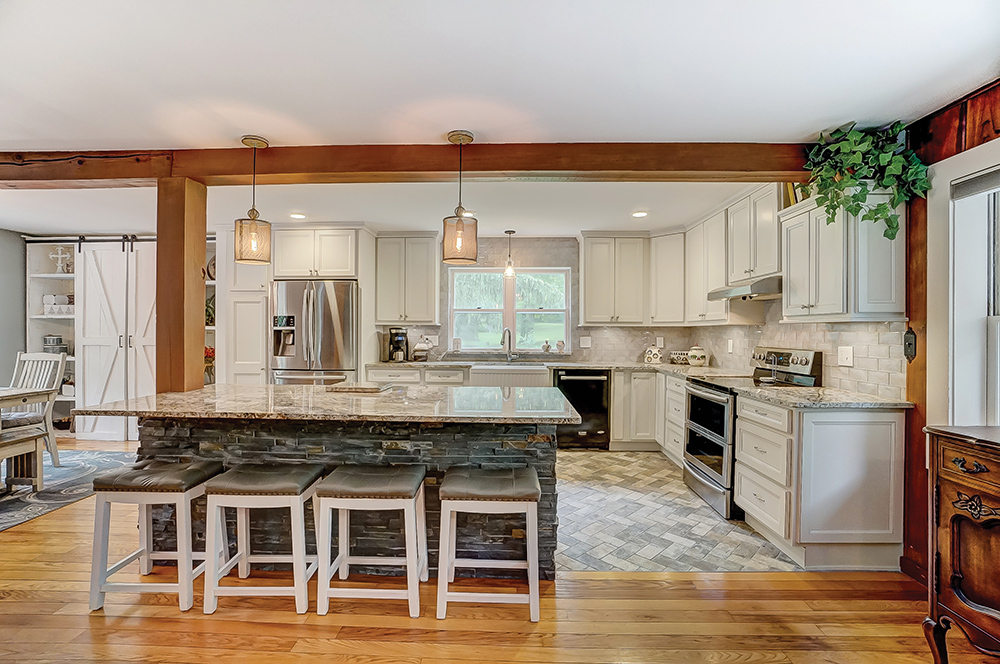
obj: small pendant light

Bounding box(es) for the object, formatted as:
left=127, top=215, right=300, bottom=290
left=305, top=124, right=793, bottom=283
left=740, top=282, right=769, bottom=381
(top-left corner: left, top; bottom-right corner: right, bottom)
left=503, top=229, right=516, bottom=278
left=234, top=135, right=272, bottom=264
left=442, top=130, right=478, bottom=264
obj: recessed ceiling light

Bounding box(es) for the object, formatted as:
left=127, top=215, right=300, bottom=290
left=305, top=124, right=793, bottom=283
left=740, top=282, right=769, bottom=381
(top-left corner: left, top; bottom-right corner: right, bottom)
left=290, top=213, right=306, bottom=219
left=632, top=211, right=648, bottom=218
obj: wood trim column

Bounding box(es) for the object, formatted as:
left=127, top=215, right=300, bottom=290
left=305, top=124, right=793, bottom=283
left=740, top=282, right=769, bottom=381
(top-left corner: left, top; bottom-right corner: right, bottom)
left=156, top=177, right=206, bottom=393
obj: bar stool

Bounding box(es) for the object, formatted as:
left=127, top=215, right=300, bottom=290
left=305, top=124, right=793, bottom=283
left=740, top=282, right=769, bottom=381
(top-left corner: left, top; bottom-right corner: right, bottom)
left=436, top=466, right=541, bottom=622
left=202, top=463, right=325, bottom=615
left=314, top=464, right=428, bottom=617
left=89, top=459, right=224, bottom=612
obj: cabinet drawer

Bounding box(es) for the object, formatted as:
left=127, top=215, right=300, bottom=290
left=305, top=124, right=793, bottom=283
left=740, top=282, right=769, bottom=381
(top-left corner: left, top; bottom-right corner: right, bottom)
left=423, top=369, right=466, bottom=385
left=666, top=376, right=686, bottom=395
left=666, top=392, right=685, bottom=426
left=368, top=368, right=421, bottom=384
left=735, top=463, right=790, bottom=539
left=736, top=420, right=793, bottom=487
left=664, top=422, right=684, bottom=461
left=940, top=439, right=1000, bottom=493
left=737, top=398, right=792, bottom=433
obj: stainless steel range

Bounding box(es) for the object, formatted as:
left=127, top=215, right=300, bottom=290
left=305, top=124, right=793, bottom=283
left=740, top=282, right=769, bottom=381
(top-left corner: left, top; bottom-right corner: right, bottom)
left=682, top=346, right=823, bottom=519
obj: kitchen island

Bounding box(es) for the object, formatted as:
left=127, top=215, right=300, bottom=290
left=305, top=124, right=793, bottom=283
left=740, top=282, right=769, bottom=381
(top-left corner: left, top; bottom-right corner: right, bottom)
left=75, top=384, right=580, bottom=579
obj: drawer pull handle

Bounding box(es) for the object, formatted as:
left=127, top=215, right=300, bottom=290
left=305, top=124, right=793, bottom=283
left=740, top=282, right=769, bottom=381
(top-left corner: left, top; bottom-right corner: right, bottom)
left=953, top=492, right=1000, bottom=519
left=752, top=445, right=767, bottom=454
left=751, top=492, right=766, bottom=504
left=753, top=409, right=769, bottom=417
left=952, top=457, right=989, bottom=474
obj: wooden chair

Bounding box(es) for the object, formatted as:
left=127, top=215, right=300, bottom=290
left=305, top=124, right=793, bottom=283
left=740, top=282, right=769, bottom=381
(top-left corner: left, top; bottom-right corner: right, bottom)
left=0, top=426, right=49, bottom=492
left=4, top=352, right=66, bottom=467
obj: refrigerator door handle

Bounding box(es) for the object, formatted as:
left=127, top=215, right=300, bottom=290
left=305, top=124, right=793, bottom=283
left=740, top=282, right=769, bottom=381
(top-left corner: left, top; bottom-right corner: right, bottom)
left=312, top=281, right=322, bottom=371
left=301, top=286, right=312, bottom=368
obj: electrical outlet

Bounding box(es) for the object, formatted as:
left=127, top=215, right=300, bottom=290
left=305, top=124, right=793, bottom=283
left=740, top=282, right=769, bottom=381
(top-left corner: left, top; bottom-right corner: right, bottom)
left=426, top=335, right=439, bottom=347
left=727, top=339, right=734, bottom=353
left=655, top=336, right=664, bottom=347
left=838, top=346, right=854, bottom=367
left=580, top=336, right=592, bottom=348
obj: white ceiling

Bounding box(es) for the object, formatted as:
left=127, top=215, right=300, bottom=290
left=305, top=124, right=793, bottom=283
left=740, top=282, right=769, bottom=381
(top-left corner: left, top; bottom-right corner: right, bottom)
left=0, top=181, right=760, bottom=236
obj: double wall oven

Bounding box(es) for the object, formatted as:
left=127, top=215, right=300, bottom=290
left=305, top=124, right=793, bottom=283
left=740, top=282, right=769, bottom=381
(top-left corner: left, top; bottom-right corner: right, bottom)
left=682, top=346, right=822, bottom=519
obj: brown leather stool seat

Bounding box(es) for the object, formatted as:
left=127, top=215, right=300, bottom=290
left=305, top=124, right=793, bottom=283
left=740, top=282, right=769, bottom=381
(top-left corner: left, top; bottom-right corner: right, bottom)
left=316, top=464, right=425, bottom=499
left=94, top=460, right=224, bottom=493
left=439, top=466, right=541, bottom=502
left=204, top=463, right=326, bottom=496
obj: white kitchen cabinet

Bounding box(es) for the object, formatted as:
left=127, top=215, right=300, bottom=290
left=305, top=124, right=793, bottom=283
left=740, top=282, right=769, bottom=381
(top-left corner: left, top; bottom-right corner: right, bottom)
left=273, top=228, right=356, bottom=279
left=684, top=212, right=763, bottom=325
left=654, top=372, right=666, bottom=447
left=629, top=371, right=656, bottom=441
left=649, top=234, right=685, bottom=324
left=661, top=373, right=686, bottom=465
left=703, top=210, right=727, bottom=321
left=76, top=242, right=156, bottom=441
left=581, top=235, right=646, bottom=325
left=367, top=365, right=469, bottom=386
left=779, top=195, right=904, bottom=322
left=610, top=369, right=657, bottom=449
left=727, top=184, right=782, bottom=285
left=375, top=235, right=439, bottom=325
left=684, top=222, right=706, bottom=322
left=734, top=396, right=906, bottom=569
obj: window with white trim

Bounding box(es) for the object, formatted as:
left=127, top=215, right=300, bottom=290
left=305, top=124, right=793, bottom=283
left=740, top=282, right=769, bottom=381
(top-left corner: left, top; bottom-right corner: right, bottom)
left=450, top=268, right=570, bottom=351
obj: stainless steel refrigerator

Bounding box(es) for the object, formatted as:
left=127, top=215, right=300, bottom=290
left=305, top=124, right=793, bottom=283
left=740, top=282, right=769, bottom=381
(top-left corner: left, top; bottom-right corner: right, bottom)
left=270, top=280, right=358, bottom=385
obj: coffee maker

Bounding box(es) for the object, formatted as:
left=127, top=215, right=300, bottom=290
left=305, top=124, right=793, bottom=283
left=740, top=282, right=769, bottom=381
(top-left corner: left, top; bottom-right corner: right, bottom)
left=388, top=327, right=409, bottom=362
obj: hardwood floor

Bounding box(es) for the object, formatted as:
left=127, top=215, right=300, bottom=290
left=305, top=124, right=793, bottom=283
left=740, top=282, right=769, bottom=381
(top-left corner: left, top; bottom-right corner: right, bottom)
left=0, top=437, right=984, bottom=663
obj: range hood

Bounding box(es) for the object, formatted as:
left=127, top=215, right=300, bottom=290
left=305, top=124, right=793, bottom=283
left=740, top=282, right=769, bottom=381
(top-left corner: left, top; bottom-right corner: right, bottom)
left=707, top=275, right=782, bottom=301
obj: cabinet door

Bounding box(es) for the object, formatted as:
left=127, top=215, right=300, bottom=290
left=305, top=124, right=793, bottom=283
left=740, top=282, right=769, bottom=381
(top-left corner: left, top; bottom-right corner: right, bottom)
left=727, top=197, right=752, bottom=284
left=654, top=372, right=666, bottom=445
left=314, top=230, right=356, bottom=277
left=272, top=230, right=316, bottom=278
left=228, top=294, right=268, bottom=385
left=782, top=210, right=811, bottom=318
left=582, top=237, right=616, bottom=324
left=703, top=211, right=728, bottom=321
left=403, top=237, right=438, bottom=323
left=650, top=234, right=685, bottom=324
left=811, top=207, right=846, bottom=316
left=375, top=237, right=406, bottom=324
left=751, top=185, right=781, bottom=277
left=613, top=237, right=645, bottom=323
left=684, top=223, right=705, bottom=322
left=856, top=202, right=905, bottom=314
left=629, top=371, right=656, bottom=441
left=222, top=230, right=268, bottom=292
left=610, top=370, right=628, bottom=441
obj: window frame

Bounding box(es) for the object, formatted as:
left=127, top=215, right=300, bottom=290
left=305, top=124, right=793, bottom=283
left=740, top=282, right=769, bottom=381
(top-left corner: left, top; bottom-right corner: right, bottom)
left=449, top=267, right=571, bottom=352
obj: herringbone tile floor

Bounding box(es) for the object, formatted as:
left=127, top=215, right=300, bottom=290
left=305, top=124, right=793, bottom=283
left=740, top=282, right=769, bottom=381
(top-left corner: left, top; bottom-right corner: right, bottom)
left=555, top=450, right=801, bottom=572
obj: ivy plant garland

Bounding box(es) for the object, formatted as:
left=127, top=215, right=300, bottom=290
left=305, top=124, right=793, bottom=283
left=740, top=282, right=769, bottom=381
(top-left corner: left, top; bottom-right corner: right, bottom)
left=800, top=121, right=930, bottom=240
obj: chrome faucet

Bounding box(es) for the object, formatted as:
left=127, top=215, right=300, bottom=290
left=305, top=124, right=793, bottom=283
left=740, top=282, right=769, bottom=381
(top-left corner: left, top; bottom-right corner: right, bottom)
left=500, top=327, right=519, bottom=362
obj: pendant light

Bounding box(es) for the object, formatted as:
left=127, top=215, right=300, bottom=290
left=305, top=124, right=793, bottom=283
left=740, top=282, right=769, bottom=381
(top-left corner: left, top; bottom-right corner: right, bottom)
left=234, top=135, right=272, bottom=264
left=442, top=130, right=478, bottom=264
left=503, top=230, right=516, bottom=278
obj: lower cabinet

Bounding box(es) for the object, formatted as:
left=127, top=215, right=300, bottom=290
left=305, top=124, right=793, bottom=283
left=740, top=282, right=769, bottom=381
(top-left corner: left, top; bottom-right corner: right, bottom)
left=611, top=369, right=658, bottom=449
left=367, top=366, right=467, bottom=386
left=734, top=397, right=906, bottom=569
left=655, top=373, right=686, bottom=465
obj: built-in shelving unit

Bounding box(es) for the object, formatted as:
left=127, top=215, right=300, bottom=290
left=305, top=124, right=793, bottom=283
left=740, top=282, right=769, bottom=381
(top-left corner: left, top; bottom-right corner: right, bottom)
left=205, top=237, right=216, bottom=386
left=24, top=240, right=76, bottom=417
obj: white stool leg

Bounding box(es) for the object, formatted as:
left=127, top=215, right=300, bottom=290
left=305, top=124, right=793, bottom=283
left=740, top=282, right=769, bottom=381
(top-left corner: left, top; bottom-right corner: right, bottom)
left=236, top=506, right=250, bottom=579
left=436, top=501, right=452, bottom=620
left=416, top=484, right=429, bottom=582
left=137, top=503, right=153, bottom=575
left=176, top=496, right=195, bottom=611
left=338, top=508, right=350, bottom=580
left=403, top=499, right=420, bottom=618
left=316, top=498, right=332, bottom=616
left=447, top=509, right=458, bottom=583
left=89, top=493, right=111, bottom=611
left=203, top=498, right=221, bottom=614
left=526, top=503, right=539, bottom=623
left=289, top=498, right=309, bottom=614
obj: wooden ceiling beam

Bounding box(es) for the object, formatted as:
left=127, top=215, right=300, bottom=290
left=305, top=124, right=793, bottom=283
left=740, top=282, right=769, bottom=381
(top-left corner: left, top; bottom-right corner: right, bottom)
left=0, top=142, right=808, bottom=188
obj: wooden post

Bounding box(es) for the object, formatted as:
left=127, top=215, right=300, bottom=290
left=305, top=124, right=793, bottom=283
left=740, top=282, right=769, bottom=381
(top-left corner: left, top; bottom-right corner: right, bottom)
left=156, top=177, right=207, bottom=393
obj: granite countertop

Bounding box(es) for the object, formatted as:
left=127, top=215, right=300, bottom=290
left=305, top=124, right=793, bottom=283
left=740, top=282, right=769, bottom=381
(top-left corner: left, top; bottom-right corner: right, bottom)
left=732, top=385, right=912, bottom=409
left=72, top=384, right=582, bottom=424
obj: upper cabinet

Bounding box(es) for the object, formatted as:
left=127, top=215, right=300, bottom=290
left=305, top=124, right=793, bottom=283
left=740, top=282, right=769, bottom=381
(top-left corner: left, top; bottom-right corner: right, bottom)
left=727, top=184, right=782, bottom=285
left=581, top=235, right=646, bottom=325
left=375, top=234, right=439, bottom=325
left=273, top=229, right=356, bottom=279
left=779, top=195, right=905, bottom=322
left=649, top=234, right=684, bottom=325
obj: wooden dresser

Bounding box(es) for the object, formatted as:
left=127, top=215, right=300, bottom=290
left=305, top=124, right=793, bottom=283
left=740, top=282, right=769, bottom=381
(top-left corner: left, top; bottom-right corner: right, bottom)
left=924, top=425, right=1000, bottom=662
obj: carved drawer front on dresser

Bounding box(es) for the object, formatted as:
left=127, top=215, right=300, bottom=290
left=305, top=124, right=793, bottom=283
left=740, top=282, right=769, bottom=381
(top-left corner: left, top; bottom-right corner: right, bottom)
left=940, top=441, right=1000, bottom=493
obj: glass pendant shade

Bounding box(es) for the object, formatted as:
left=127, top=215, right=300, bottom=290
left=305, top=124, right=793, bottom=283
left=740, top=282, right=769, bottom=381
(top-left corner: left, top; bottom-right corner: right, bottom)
left=234, top=214, right=272, bottom=264
left=442, top=211, right=478, bottom=264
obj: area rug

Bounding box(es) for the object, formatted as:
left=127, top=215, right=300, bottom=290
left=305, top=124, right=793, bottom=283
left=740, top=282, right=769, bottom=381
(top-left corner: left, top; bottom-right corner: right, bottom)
left=0, top=450, right=136, bottom=532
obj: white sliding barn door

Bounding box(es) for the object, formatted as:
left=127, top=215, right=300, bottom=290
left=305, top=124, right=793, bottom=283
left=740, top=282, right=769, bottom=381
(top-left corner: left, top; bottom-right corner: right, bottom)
left=127, top=243, right=156, bottom=439
left=76, top=244, right=128, bottom=440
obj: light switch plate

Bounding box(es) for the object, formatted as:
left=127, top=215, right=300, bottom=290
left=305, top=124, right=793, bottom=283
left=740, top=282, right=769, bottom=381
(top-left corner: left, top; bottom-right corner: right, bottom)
left=426, top=335, right=439, bottom=347
left=838, top=346, right=854, bottom=367
left=580, top=336, right=592, bottom=348
left=727, top=339, right=734, bottom=353
left=655, top=336, right=664, bottom=347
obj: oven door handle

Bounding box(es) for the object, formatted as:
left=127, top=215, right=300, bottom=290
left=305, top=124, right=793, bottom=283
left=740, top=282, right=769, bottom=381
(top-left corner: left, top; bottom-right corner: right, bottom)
left=685, top=383, right=733, bottom=405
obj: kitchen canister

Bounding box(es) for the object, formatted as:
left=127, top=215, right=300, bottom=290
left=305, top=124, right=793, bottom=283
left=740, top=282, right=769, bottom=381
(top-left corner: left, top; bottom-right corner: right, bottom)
left=42, top=334, right=63, bottom=346
left=644, top=345, right=662, bottom=364
left=687, top=345, right=708, bottom=367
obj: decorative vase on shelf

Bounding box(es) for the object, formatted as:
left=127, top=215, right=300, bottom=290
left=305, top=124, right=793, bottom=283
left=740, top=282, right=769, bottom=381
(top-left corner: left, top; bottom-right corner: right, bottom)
left=687, top=345, right=708, bottom=367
